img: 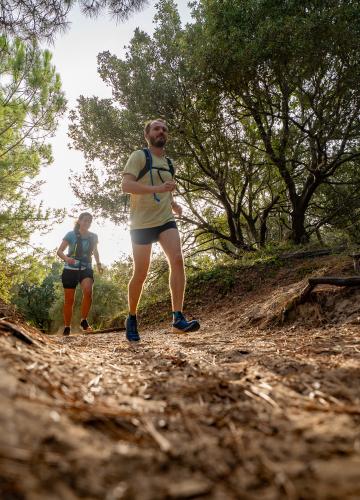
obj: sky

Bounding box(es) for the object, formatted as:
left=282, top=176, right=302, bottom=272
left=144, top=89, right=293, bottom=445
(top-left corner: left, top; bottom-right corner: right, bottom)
left=32, top=0, right=192, bottom=265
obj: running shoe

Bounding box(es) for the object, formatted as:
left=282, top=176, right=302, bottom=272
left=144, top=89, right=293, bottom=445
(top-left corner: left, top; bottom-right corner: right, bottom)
left=125, top=315, right=140, bottom=342
left=63, top=326, right=71, bottom=336
left=80, top=319, right=92, bottom=332
left=172, top=312, right=200, bottom=333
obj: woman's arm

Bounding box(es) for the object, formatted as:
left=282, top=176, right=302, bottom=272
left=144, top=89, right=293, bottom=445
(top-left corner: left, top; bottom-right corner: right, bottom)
left=57, top=240, right=76, bottom=265
left=122, top=173, right=176, bottom=194
left=93, top=245, right=103, bottom=273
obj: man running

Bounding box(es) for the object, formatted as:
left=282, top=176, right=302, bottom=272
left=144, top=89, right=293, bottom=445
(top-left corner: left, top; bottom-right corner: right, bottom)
left=121, top=118, right=200, bottom=341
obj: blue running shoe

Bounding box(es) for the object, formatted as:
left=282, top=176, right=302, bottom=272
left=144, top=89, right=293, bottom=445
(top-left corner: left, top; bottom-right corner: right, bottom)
left=172, top=312, right=200, bottom=333
left=125, top=315, right=140, bottom=341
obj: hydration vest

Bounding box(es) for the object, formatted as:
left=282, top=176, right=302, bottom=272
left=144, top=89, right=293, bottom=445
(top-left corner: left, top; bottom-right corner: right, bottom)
left=122, top=148, right=175, bottom=208
left=136, top=148, right=174, bottom=183
left=68, top=232, right=95, bottom=265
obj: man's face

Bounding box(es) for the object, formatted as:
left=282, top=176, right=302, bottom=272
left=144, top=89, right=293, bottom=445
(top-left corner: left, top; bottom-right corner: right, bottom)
left=146, top=121, right=168, bottom=147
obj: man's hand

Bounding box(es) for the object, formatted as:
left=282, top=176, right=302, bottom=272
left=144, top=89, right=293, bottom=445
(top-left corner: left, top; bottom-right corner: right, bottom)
left=157, top=180, right=176, bottom=193
left=171, top=201, right=183, bottom=216
left=66, top=257, right=76, bottom=265
left=97, top=263, right=104, bottom=274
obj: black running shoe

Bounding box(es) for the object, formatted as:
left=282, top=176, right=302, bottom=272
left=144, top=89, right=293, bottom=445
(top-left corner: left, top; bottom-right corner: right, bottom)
left=80, top=319, right=92, bottom=331
left=63, top=326, right=71, bottom=336
left=125, top=315, right=140, bottom=342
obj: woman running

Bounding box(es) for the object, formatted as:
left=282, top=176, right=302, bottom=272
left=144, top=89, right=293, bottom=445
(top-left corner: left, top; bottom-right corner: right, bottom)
left=57, top=212, right=102, bottom=335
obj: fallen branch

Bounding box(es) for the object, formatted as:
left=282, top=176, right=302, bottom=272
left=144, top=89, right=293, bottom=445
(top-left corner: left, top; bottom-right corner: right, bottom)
left=282, top=276, right=360, bottom=322
left=308, top=276, right=360, bottom=287
left=0, top=320, right=40, bottom=347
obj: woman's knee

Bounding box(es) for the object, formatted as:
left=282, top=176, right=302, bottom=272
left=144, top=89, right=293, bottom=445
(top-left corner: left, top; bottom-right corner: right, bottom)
left=64, top=294, right=75, bottom=306
left=82, top=287, right=93, bottom=298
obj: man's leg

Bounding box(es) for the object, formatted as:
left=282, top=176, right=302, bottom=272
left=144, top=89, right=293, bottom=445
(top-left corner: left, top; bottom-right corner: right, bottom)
left=80, top=277, right=93, bottom=331
left=158, top=228, right=185, bottom=311
left=125, top=242, right=152, bottom=342
left=159, top=227, right=200, bottom=332
left=128, top=242, right=152, bottom=314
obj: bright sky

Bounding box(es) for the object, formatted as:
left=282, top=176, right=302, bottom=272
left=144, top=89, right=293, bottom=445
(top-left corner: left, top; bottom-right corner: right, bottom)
left=32, top=1, right=192, bottom=265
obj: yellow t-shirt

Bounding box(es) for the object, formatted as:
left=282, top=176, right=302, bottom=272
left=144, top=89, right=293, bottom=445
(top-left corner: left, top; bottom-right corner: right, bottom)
left=123, top=149, right=175, bottom=230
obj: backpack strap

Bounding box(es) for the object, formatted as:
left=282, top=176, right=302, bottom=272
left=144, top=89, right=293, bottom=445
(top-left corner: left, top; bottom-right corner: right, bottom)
left=136, top=149, right=175, bottom=181
left=136, top=148, right=160, bottom=203
left=136, top=148, right=152, bottom=182
left=74, top=232, right=83, bottom=260
left=165, top=157, right=174, bottom=177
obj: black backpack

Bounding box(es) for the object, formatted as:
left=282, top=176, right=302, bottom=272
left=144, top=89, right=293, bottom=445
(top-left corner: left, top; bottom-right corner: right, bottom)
left=136, top=148, right=174, bottom=182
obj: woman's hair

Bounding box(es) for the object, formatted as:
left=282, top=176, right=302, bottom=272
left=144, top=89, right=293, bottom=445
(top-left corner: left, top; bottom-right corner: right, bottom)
left=74, top=212, right=92, bottom=233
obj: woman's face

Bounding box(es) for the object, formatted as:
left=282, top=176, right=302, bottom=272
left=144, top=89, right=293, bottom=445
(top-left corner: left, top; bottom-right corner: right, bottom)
left=79, top=215, right=92, bottom=231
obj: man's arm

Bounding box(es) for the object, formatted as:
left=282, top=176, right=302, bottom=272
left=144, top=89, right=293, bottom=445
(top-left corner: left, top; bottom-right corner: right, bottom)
left=170, top=193, right=183, bottom=216
left=122, top=173, right=176, bottom=194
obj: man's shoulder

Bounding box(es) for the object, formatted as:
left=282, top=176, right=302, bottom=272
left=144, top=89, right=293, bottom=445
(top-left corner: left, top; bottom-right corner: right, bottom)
left=124, top=149, right=146, bottom=175
left=130, top=149, right=146, bottom=160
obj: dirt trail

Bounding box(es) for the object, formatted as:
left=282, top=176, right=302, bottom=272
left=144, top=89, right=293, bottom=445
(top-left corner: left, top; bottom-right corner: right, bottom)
left=1, top=256, right=360, bottom=499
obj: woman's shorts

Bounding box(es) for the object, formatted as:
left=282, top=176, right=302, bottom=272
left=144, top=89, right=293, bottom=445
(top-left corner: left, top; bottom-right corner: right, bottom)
left=130, top=221, right=177, bottom=245
left=61, top=268, right=94, bottom=289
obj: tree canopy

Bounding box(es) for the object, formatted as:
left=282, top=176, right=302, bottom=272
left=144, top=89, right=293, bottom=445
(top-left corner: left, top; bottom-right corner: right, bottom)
left=0, top=37, right=66, bottom=299
left=194, top=0, right=360, bottom=243
left=69, top=0, right=360, bottom=256
left=0, top=0, right=148, bottom=41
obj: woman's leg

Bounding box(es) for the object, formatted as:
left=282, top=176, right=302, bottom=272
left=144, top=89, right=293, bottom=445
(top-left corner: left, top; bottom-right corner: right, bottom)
left=80, top=277, right=93, bottom=320
left=63, top=288, right=76, bottom=327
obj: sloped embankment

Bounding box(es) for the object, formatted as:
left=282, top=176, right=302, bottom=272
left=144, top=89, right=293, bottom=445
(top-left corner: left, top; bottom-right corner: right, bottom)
left=179, top=253, right=360, bottom=330
left=1, top=254, right=360, bottom=499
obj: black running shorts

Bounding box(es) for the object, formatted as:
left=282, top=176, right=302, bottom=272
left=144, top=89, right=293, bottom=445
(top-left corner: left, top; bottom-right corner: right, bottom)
left=61, top=268, right=94, bottom=289
left=130, top=221, right=177, bottom=245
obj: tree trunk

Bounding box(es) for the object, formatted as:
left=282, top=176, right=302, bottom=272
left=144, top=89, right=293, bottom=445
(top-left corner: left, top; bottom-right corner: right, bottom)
left=289, top=207, right=309, bottom=244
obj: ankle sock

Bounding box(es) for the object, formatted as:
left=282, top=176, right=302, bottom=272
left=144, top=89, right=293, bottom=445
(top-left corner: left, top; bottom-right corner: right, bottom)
left=173, top=311, right=183, bottom=321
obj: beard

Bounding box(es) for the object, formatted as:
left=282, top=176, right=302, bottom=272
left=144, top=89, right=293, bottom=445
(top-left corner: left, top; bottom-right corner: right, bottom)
left=149, top=135, right=166, bottom=147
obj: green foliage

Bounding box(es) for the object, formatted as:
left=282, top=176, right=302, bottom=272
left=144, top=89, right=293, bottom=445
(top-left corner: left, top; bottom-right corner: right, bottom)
left=2, top=0, right=148, bottom=42
left=0, top=37, right=66, bottom=300
left=12, top=260, right=62, bottom=330
left=195, top=0, right=360, bottom=243
left=189, top=265, right=237, bottom=296
left=69, top=0, right=284, bottom=256
left=68, top=0, right=360, bottom=257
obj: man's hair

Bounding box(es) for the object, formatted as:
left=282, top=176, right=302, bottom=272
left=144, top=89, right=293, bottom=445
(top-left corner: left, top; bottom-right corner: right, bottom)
left=144, top=118, right=168, bottom=135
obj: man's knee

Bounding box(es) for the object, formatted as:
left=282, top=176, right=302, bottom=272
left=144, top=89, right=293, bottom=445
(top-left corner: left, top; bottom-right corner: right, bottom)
left=169, top=253, right=184, bottom=268
left=131, top=269, right=148, bottom=284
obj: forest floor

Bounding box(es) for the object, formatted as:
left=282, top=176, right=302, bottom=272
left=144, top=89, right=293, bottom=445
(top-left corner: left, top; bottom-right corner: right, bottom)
left=1, top=254, right=360, bottom=500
